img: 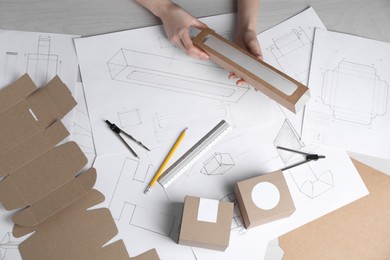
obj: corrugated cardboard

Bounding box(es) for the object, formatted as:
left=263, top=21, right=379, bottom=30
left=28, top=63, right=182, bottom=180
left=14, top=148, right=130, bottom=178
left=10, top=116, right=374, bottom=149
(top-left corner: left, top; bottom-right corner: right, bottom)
left=12, top=188, right=131, bottom=260
left=179, top=196, right=234, bottom=251
left=279, top=159, right=390, bottom=260
left=192, top=28, right=310, bottom=113
left=0, top=141, right=87, bottom=211
left=234, top=170, right=295, bottom=229
left=0, top=74, right=160, bottom=260
left=0, top=120, right=69, bottom=178
left=130, top=249, right=160, bottom=260
left=12, top=167, right=97, bottom=226
left=0, top=73, right=76, bottom=155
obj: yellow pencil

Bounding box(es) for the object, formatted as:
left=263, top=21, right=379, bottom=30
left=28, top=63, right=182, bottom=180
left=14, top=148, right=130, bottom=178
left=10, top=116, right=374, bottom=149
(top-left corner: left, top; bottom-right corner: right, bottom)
left=144, top=127, right=188, bottom=194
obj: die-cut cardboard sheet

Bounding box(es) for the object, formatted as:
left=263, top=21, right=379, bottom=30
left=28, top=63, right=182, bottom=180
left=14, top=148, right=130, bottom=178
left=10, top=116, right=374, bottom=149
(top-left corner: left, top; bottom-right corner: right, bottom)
left=279, top=159, right=390, bottom=259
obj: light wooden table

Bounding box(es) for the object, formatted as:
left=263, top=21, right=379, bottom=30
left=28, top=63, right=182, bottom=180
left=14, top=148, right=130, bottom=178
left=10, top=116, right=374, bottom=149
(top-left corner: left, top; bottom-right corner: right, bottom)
left=2, top=0, right=389, bottom=175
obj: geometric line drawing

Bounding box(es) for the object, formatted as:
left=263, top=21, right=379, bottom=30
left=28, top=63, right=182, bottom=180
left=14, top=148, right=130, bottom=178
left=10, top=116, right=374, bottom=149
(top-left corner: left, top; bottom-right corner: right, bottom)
left=200, top=152, right=235, bottom=176
left=267, top=27, right=312, bottom=83
left=133, top=164, right=154, bottom=183
left=273, top=119, right=303, bottom=163
left=26, top=36, right=59, bottom=86
left=0, top=232, right=21, bottom=260
left=132, top=203, right=176, bottom=237
left=321, top=60, right=389, bottom=125
left=107, top=49, right=250, bottom=103
left=152, top=102, right=233, bottom=142
left=118, top=108, right=142, bottom=128
left=3, top=51, right=19, bottom=86
left=116, top=202, right=177, bottom=237
left=289, top=164, right=334, bottom=199
left=274, top=119, right=334, bottom=199
left=221, top=193, right=247, bottom=235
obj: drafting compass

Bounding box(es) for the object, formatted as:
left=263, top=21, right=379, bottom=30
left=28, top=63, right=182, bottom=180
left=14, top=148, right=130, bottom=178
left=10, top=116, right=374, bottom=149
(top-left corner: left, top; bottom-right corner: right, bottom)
left=276, top=146, right=325, bottom=171
left=105, top=120, right=150, bottom=159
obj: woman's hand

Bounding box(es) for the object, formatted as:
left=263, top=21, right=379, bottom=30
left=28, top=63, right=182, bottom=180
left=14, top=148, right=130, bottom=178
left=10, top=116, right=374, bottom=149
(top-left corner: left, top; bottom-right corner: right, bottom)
left=158, top=3, right=209, bottom=60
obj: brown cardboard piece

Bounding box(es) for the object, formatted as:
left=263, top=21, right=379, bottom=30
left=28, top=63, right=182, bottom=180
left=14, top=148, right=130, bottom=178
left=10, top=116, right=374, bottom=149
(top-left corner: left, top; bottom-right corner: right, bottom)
left=179, top=196, right=233, bottom=251
left=0, top=141, right=87, bottom=211
left=0, top=74, right=76, bottom=155
left=0, top=120, right=69, bottom=178
left=234, top=170, right=295, bottom=229
left=130, top=249, right=160, bottom=260
left=0, top=74, right=160, bottom=260
left=192, top=28, right=310, bottom=113
left=279, top=159, right=390, bottom=259
left=13, top=188, right=131, bottom=260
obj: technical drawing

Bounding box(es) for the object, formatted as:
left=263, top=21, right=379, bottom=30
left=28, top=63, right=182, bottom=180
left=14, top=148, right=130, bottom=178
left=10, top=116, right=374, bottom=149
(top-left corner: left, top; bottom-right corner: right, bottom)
left=152, top=102, right=233, bottom=142
left=274, top=119, right=334, bottom=198
left=118, top=108, right=143, bottom=128
left=200, top=152, right=235, bottom=175
left=107, top=49, right=250, bottom=102
left=321, top=60, right=389, bottom=125
left=116, top=202, right=177, bottom=237
left=221, top=193, right=247, bottom=235
left=0, top=232, right=21, bottom=260
left=3, top=51, right=18, bottom=86
left=26, top=36, right=59, bottom=86
left=105, top=156, right=177, bottom=238
left=72, top=83, right=96, bottom=169
left=267, top=27, right=312, bottom=83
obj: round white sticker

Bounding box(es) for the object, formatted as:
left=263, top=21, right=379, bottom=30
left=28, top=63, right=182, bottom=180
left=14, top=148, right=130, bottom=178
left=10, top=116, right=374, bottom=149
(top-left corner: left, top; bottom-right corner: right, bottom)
left=251, top=182, right=280, bottom=210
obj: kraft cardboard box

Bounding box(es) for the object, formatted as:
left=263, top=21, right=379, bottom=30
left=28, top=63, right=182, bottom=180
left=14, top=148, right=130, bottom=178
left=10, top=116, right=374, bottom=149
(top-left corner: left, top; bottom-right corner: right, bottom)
left=179, top=196, right=234, bottom=251
left=234, top=170, right=295, bottom=229
left=192, top=28, right=310, bottom=113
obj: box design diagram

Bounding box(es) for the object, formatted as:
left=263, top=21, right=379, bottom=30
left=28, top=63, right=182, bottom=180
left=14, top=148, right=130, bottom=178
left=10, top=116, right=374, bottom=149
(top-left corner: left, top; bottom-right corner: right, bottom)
left=234, top=170, right=295, bottom=229
left=179, top=196, right=233, bottom=251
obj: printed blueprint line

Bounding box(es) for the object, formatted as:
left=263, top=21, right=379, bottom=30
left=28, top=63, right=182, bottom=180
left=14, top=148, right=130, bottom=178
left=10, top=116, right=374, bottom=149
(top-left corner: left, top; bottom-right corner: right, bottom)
left=107, top=49, right=250, bottom=103
left=321, top=60, right=389, bottom=125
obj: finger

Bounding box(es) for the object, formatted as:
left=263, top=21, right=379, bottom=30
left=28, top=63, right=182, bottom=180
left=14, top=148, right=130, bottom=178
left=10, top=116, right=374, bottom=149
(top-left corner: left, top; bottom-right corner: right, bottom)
left=247, top=40, right=263, bottom=60
left=236, top=79, right=247, bottom=86
left=192, top=19, right=208, bottom=30
left=181, top=33, right=209, bottom=60
left=228, top=72, right=238, bottom=79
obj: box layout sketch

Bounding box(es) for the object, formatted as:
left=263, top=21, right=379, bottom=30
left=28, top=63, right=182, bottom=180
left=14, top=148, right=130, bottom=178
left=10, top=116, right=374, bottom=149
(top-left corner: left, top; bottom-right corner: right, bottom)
left=267, top=27, right=312, bottom=83
left=107, top=49, right=250, bottom=103
left=200, top=152, right=235, bottom=175
left=26, top=36, right=59, bottom=87
left=322, top=60, right=389, bottom=125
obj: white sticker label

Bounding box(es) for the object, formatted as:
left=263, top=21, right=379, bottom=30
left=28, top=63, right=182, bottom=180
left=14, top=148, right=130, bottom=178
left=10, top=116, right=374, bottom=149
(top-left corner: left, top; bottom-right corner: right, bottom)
left=197, top=198, right=219, bottom=223
left=251, top=182, right=280, bottom=210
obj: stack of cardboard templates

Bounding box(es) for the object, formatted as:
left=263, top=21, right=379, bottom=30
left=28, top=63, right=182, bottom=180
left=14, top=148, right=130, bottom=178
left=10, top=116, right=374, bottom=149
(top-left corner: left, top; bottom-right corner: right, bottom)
left=0, top=74, right=159, bottom=260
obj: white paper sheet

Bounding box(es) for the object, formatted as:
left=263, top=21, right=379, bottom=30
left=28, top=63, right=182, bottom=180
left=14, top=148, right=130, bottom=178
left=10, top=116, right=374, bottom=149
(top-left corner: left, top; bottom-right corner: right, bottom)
left=257, top=7, right=326, bottom=135
left=75, top=9, right=368, bottom=260
left=71, top=82, right=97, bottom=170
left=0, top=29, right=80, bottom=133
left=74, top=14, right=276, bottom=158
left=0, top=207, right=23, bottom=260
left=302, top=29, right=390, bottom=158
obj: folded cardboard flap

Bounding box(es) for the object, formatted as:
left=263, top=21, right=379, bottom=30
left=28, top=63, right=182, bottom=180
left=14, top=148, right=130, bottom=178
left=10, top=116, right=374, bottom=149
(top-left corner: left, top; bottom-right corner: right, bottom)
left=0, top=141, right=87, bottom=210
left=279, top=159, right=390, bottom=260
left=12, top=189, right=133, bottom=260
left=13, top=168, right=97, bottom=227
left=192, top=28, right=310, bottom=113
left=131, top=249, right=160, bottom=260
left=0, top=74, right=76, bottom=155
left=0, top=74, right=36, bottom=114
left=0, top=121, right=69, bottom=178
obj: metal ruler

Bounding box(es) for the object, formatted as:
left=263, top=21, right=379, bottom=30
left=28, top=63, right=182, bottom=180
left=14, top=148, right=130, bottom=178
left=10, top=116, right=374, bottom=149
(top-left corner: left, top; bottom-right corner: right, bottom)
left=158, top=120, right=232, bottom=188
